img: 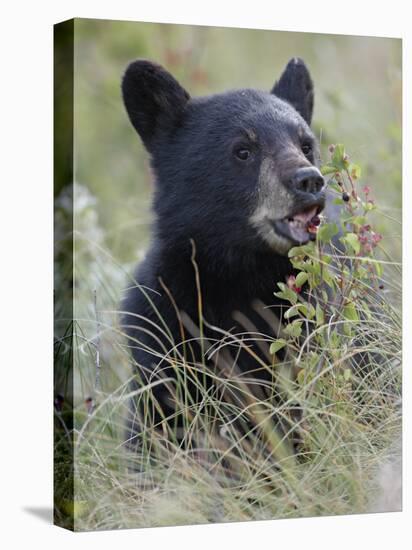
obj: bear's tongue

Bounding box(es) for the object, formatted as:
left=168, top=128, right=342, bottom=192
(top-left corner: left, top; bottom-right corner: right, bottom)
left=286, top=207, right=320, bottom=242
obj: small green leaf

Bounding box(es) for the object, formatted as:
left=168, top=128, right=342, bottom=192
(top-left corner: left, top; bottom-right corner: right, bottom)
left=284, top=321, right=303, bottom=338
left=290, top=259, right=306, bottom=271
left=284, top=305, right=300, bottom=319
left=320, top=163, right=338, bottom=175
left=349, top=163, right=362, bottom=179
left=288, top=246, right=304, bottom=258
left=274, top=287, right=298, bottom=305
left=331, top=143, right=348, bottom=170
left=322, top=267, right=335, bottom=289
left=342, top=232, right=360, bottom=254
left=297, top=368, right=306, bottom=385
left=365, top=201, right=376, bottom=211
left=298, top=303, right=315, bottom=319
left=288, top=242, right=315, bottom=258
left=297, top=304, right=309, bottom=317
left=270, top=339, right=287, bottom=355
left=295, top=271, right=309, bottom=288
left=316, top=303, right=325, bottom=326
left=343, top=303, right=359, bottom=322
left=318, top=222, right=339, bottom=243
left=352, top=215, right=367, bottom=226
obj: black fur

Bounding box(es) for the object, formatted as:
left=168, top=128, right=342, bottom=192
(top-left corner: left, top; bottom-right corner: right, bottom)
left=271, top=57, right=314, bottom=125
left=122, top=60, right=190, bottom=151
left=121, top=58, right=326, bottom=443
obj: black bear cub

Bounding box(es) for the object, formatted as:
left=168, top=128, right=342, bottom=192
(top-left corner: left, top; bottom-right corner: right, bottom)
left=121, top=58, right=327, bottom=447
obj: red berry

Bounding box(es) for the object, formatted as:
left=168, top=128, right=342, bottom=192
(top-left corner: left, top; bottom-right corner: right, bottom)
left=286, top=275, right=302, bottom=294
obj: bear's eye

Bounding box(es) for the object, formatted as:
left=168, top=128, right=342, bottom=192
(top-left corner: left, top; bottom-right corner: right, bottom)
left=235, top=147, right=251, bottom=161
left=301, top=142, right=312, bottom=156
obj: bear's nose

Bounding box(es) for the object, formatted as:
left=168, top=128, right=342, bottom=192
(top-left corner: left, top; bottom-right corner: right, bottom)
left=292, top=167, right=325, bottom=195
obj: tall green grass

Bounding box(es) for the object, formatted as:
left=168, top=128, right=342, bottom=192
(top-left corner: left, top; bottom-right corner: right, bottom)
left=54, top=181, right=401, bottom=531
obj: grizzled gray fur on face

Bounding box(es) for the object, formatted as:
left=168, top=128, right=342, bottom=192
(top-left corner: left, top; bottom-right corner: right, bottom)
left=121, top=57, right=328, bottom=444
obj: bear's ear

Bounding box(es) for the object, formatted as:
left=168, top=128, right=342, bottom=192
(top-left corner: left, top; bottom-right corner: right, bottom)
left=122, top=60, right=190, bottom=151
left=271, top=58, right=314, bottom=125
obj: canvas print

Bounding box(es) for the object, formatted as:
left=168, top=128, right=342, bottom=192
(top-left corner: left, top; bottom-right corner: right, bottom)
left=54, top=18, right=402, bottom=531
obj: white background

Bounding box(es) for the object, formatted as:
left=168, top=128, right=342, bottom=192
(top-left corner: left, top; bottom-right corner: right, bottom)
left=0, top=0, right=410, bottom=548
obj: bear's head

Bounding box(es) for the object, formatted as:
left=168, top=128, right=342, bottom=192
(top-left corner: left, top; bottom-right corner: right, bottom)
left=122, top=58, right=326, bottom=258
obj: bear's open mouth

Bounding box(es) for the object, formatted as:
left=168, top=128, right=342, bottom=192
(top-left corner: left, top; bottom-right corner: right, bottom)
left=272, top=202, right=325, bottom=245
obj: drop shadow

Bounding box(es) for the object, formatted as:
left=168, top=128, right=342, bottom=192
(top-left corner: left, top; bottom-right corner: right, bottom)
left=23, top=506, right=53, bottom=524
